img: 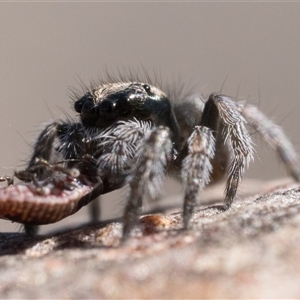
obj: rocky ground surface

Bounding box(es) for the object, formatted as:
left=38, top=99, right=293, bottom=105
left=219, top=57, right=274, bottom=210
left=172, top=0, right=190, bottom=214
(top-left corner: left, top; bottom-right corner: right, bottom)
left=0, top=179, right=300, bottom=298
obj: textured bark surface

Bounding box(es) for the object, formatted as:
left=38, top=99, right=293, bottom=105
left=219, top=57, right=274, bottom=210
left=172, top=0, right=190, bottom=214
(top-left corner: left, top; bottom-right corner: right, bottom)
left=0, top=179, right=300, bottom=298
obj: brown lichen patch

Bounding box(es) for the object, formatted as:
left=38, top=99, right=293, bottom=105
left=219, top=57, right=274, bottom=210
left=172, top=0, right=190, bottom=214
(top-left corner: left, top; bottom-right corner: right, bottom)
left=140, top=214, right=172, bottom=234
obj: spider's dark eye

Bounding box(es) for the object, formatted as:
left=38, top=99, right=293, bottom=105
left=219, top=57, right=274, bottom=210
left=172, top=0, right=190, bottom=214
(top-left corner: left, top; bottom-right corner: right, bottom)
left=74, top=99, right=84, bottom=113
left=143, top=84, right=151, bottom=94
left=74, top=94, right=94, bottom=114
left=99, top=99, right=117, bottom=114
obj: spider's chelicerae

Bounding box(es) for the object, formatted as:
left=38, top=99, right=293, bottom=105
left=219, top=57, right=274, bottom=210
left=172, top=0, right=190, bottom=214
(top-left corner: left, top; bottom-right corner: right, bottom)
left=1, top=76, right=300, bottom=237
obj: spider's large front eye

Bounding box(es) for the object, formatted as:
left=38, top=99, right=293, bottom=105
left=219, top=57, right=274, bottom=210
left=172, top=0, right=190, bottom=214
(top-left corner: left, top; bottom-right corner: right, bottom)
left=98, top=97, right=131, bottom=118
left=99, top=99, right=117, bottom=114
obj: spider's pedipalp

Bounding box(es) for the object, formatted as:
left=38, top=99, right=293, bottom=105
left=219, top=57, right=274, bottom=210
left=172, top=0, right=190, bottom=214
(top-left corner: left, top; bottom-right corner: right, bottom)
left=122, top=126, right=173, bottom=237
left=94, top=119, right=152, bottom=174
left=201, top=94, right=254, bottom=208
left=181, top=126, right=215, bottom=229
left=240, top=104, right=300, bottom=181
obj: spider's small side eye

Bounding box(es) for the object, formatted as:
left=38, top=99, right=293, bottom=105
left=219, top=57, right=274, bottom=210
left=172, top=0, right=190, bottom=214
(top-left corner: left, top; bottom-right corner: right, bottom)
left=74, top=94, right=94, bottom=114
left=143, top=84, right=151, bottom=94
left=74, top=99, right=84, bottom=113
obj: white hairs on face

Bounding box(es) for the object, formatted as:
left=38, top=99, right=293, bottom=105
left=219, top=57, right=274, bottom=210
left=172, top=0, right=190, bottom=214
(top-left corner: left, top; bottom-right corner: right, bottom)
left=94, top=119, right=153, bottom=173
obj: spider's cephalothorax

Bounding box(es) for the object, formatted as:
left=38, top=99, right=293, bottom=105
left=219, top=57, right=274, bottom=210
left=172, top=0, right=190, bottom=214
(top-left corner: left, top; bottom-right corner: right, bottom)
left=1, top=79, right=300, bottom=237
left=75, top=83, right=180, bottom=138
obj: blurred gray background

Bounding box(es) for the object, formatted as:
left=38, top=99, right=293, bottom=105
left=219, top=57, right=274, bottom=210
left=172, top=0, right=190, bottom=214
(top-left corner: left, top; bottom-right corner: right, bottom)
left=1, top=2, right=299, bottom=233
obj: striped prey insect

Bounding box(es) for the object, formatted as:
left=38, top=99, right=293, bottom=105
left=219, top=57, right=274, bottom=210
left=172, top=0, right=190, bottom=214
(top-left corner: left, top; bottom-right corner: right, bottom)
left=0, top=75, right=300, bottom=237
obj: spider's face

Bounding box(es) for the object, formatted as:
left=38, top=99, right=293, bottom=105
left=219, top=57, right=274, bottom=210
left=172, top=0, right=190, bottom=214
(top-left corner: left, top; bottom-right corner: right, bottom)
left=74, top=82, right=172, bottom=128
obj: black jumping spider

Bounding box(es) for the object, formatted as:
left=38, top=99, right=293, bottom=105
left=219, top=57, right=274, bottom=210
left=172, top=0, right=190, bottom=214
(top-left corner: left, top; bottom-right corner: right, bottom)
left=1, top=76, right=299, bottom=237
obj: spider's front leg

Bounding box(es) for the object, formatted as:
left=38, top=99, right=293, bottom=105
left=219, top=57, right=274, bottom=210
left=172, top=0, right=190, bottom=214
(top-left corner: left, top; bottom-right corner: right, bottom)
left=13, top=121, right=102, bottom=235
left=14, top=120, right=78, bottom=186
left=26, top=121, right=66, bottom=179
left=179, top=93, right=254, bottom=229
left=122, top=126, right=173, bottom=238
left=13, top=121, right=65, bottom=235
left=180, top=126, right=216, bottom=229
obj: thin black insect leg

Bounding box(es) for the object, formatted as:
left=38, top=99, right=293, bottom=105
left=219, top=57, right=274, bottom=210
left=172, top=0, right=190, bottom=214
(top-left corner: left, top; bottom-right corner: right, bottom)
left=0, top=176, right=13, bottom=186
left=33, top=158, right=80, bottom=178
left=122, top=127, right=172, bottom=238
left=15, top=158, right=80, bottom=196
left=201, top=94, right=254, bottom=209
left=14, top=169, right=42, bottom=192
left=181, top=126, right=215, bottom=229
left=240, top=104, right=300, bottom=181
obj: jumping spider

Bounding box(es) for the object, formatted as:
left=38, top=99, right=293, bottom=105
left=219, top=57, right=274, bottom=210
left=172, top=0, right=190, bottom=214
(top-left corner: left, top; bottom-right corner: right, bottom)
left=0, top=77, right=299, bottom=237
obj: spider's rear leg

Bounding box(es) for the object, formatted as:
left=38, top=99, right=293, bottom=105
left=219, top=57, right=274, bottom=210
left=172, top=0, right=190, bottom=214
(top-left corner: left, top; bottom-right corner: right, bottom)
left=178, top=93, right=253, bottom=228
left=122, top=127, right=173, bottom=238
left=240, top=104, right=300, bottom=181
left=201, top=93, right=254, bottom=209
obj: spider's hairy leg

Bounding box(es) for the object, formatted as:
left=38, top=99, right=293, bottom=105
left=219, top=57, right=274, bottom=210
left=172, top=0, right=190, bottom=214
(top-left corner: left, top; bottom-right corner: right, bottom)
left=15, top=121, right=92, bottom=235
left=13, top=121, right=64, bottom=235
left=173, top=95, right=230, bottom=183
left=201, top=93, right=254, bottom=209
left=27, top=121, right=65, bottom=178
left=240, top=104, right=300, bottom=181
left=122, top=127, right=173, bottom=238
left=181, top=126, right=215, bottom=229
left=15, top=121, right=74, bottom=186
